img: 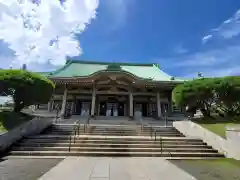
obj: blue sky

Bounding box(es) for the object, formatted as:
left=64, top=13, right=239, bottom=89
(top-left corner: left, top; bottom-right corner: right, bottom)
left=0, top=0, right=240, bottom=78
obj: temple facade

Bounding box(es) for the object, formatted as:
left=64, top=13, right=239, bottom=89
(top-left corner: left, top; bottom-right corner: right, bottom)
left=41, top=60, right=185, bottom=119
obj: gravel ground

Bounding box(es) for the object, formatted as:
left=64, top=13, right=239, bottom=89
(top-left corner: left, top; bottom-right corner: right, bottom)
left=0, top=158, right=63, bottom=180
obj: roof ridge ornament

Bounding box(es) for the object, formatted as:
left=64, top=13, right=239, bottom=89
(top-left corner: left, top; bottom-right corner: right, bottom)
left=106, top=64, right=122, bottom=71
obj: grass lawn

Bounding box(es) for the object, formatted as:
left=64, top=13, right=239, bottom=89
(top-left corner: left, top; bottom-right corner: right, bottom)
left=169, top=158, right=240, bottom=180
left=193, top=116, right=240, bottom=137
left=0, top=111, right=34, bottom=133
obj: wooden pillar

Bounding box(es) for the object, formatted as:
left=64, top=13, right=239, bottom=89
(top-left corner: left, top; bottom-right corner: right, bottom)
left=157, top=92, right=161, bottom=118
left=91, top=84, right=96, bottom=116
left=51, top=101, right=55, bottom=111
left=129, top=93, right=133, bottom=117
left=60, top=85, right=68, bottom=116
left=47, top=101, right=52, bottom=112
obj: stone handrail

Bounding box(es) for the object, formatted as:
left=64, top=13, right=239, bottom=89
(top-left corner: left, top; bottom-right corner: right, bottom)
left=0, top=116, right=53, bottom=153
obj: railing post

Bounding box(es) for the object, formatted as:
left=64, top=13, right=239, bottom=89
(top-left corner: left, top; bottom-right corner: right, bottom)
left=69, top=136, right=71, bottom=152
left=74, top=128, right=76, bottom=143
left=159, top=137, right=162, bottom=155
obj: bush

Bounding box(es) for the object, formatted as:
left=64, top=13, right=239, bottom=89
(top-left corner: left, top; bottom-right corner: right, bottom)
left=0, top=69, right=55, bottom=112
left=232, top=115, right=240, bottom=122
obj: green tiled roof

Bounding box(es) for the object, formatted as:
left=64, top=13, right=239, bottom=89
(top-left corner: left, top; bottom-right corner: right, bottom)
left=40, top=60, right=184, bottom=82
left=38, top=71, right=52, bottom=77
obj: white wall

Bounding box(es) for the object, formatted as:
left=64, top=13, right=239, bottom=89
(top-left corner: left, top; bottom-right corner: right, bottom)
left=173, top=120, right=240, bottom=160
left=0, top=117, right=53, bottom=153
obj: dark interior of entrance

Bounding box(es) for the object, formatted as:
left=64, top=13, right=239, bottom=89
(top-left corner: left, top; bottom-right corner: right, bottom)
left=74, top=100, right=91, bottom=115
left=99, top=102, right=125, bottom=116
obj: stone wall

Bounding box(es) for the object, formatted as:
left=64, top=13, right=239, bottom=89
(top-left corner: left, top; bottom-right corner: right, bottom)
left=173, top=120, right=240, bottom=160
left=0, top=117, right=53, bottom=153
left=226, top=125, right=240, bottom=159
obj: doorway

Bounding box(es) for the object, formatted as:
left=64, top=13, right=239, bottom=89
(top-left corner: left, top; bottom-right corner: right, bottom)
left=142, top=103, right=148, bottom=117
left=99, top=102, right=107, bottom=116
left=118, top=102, right=124, bottom=116
left=75, top=100, right=82, bottom=115
left=106, top=102, right=118, bottom=116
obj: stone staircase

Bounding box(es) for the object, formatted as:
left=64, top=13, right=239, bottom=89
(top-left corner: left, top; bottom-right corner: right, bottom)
left=6, top=123, right=224, bottom=158
left=43, top=124, right=185, bottom=137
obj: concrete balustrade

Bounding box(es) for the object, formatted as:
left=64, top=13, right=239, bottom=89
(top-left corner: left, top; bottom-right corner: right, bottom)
left=0, top=116, right=53, bottom=153
left=173, top=120, right=240, bottom=160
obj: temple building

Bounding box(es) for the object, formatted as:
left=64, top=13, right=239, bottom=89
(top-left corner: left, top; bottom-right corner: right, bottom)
left=41, top=60, right=185, bottom=119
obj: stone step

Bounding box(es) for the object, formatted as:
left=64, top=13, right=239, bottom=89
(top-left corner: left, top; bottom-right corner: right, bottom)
left=4, top=156, right=224, bottom=160
left=8, top=151, right=224, bottom=157
left=11, top=146, right=218, bottom=153
left=21, top=139, right=207, bottom=145
left=46, top=132, right=183, bottom=137
left=51, top=126, right=178, bottom=131
left=14, top=142, right=212, bottom=149
left=27, top=135, right=200, bottom=141
left=48, top=129, right=181, bottom=133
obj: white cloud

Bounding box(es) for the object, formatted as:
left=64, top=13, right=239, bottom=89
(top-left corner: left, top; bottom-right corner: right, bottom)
left=169, top=45, right=240, bottom=68
left=0, top=0, right=99, bottom=67
left=183, top=66, right=240, bottom=79
left=173, top=45, right=188, bottom=54
left=202, top=9, right=240, bottom=43
left=103, top=0, right=133, bottom=31
left=161, top=45, right=240, bottom=78
left=202, top=35, right=212, bottom=44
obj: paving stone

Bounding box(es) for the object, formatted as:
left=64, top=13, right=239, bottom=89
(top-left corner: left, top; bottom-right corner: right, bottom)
left=0, top=158, right=63, bottom=180
left=90, top=158, right=110, bottom=178
left=39, top=157, right=94, bottom=180
left=109, top=158, right=150, bottom=180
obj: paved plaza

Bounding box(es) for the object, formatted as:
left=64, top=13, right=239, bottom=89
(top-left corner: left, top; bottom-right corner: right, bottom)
left=0, top=158, right=63, bottom=180
left=39, top=157, right=196, bottom=180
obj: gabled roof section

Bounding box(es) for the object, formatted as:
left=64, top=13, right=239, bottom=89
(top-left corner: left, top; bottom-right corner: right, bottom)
left=40, top=60, right=184, bottom=82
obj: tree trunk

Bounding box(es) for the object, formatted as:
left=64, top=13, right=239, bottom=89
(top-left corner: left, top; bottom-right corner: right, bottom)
left=200, top=108, right=211, bottom=118
left=14, top=102, right=24, bottom=112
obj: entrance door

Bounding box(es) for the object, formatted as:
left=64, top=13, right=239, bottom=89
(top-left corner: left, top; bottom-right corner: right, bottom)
left=75, top=100, right=82, bottom=115
left=81, top=102, right=90, bottom=116
left=106, top=103, right=118, bottom=116
left=118, top=103, right=124, bottom=116
left=99, top=102, right=106, bottom=116
left=142, top=103, right=148, bottom=117
left=161, top=103, right=169, bottom=115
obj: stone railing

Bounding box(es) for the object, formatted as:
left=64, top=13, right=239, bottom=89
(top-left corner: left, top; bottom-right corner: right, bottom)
left=0, top=116, right=53, bottom=153
left=173, top=120, right=240, bottom=160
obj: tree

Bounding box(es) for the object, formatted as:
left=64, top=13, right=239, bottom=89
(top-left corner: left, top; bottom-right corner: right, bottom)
left=0, top=69, right=55, bottom=112
left=214, top=76, right=240, bottom=116
left=172, top=78, right=217, bottom=117
left=172, top=76, right=240, bottom=118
